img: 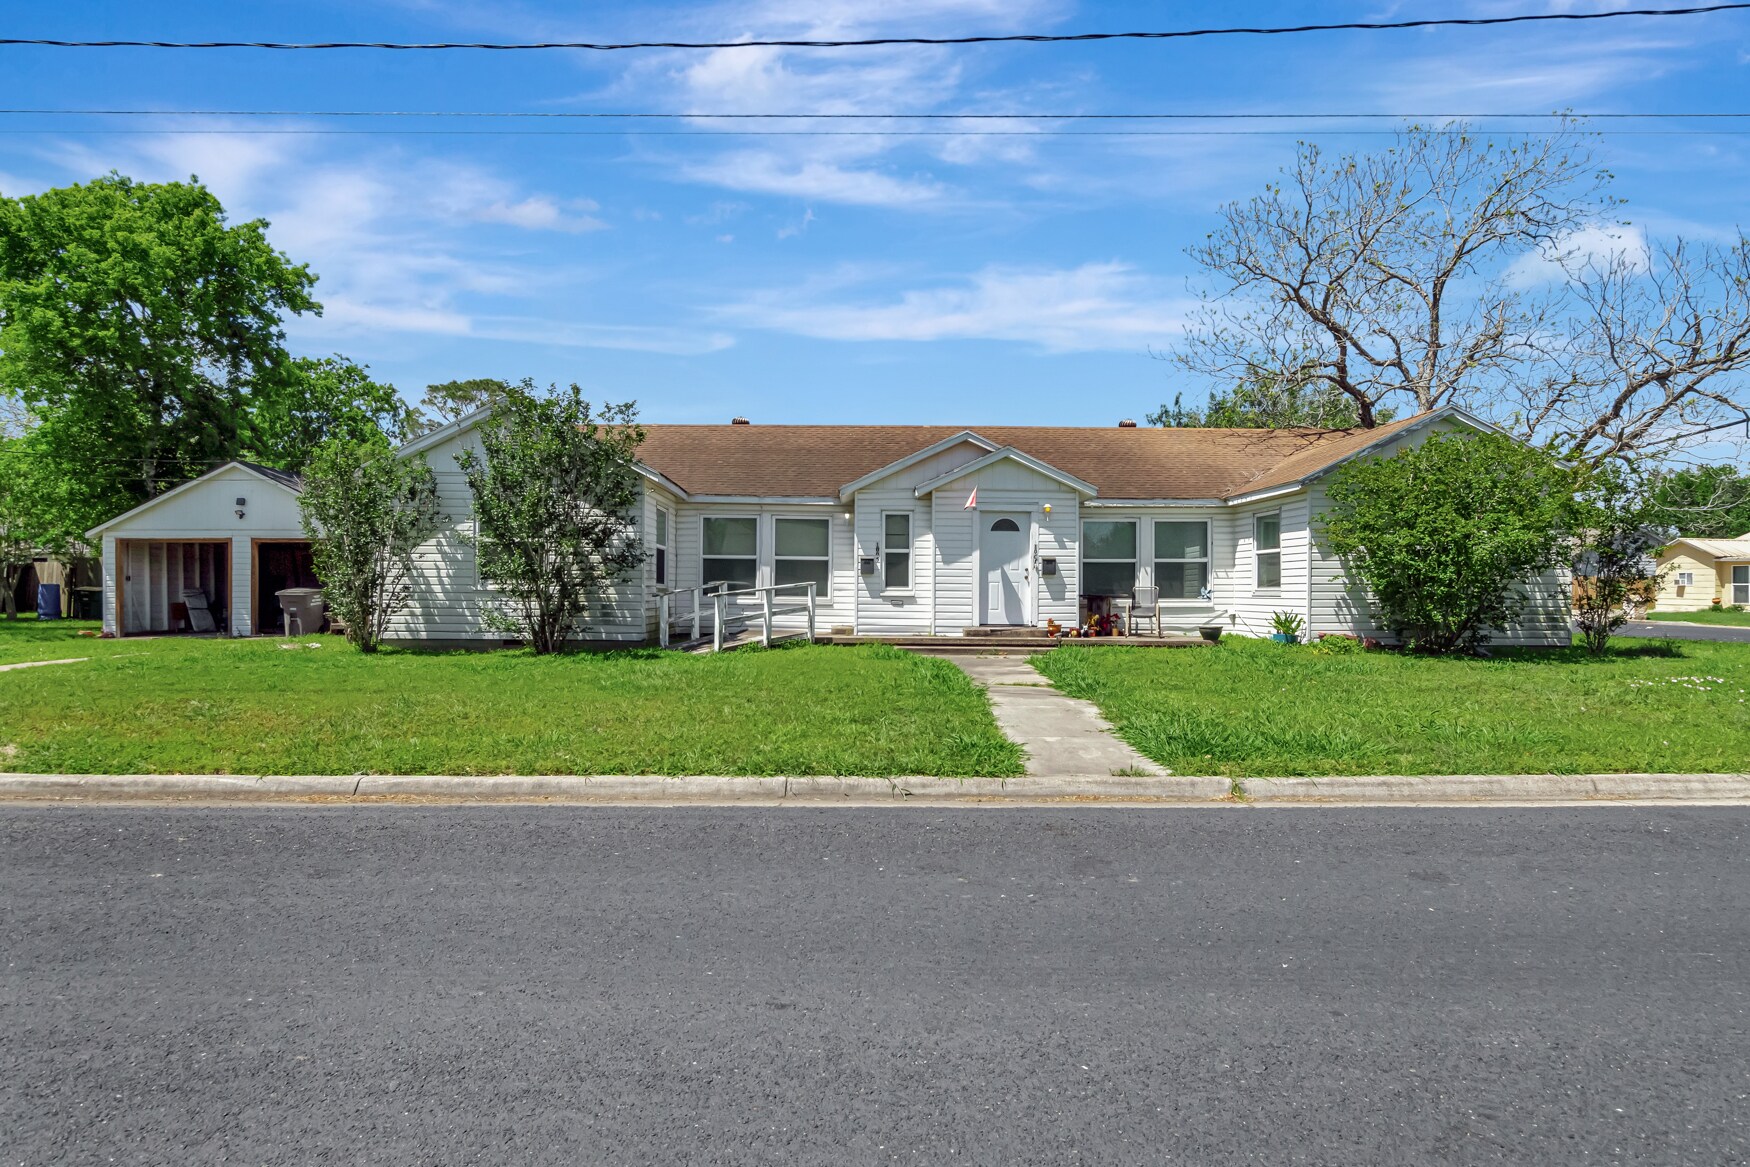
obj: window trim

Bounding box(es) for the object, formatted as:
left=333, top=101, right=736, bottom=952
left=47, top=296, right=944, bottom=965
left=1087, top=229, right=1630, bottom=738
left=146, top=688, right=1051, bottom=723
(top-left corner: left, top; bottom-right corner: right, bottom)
left=1254, top=510, right=1283, bottom=591
left=1080, top=517, right=1139, bottom=598
left=774, top=515, right=833, bottom=599
left=701, top=514, right=759, bottom=592
left=653, top=506, right=671, bottom=588
left=881, top=510, right=914, bottom=594
left=1152, top=518, right=1211, bottom=604
left=1675, top=570, right=1695, bottom=588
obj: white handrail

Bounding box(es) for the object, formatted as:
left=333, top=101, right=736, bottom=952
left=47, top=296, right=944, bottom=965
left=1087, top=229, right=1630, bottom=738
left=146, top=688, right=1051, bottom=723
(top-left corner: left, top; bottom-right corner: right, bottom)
left=694, top=581, right=817, bottom=651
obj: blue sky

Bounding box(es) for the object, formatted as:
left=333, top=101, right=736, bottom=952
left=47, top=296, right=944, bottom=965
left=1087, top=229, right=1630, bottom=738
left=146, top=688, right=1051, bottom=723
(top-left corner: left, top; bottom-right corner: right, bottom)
left=3, top=1, right=1749, bottom=426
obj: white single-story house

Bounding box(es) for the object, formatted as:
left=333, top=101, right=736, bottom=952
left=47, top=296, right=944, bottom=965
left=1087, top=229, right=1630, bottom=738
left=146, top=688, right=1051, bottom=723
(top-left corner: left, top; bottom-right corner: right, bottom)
left=1650, top=533, right=1750, bottom=612
left=89, top=405, right=1571, bottom=646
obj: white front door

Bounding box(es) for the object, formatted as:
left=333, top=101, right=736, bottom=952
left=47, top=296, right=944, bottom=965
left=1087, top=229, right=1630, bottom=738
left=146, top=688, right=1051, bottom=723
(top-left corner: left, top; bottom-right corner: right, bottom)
left=980, top=513, right=1029, bottom=625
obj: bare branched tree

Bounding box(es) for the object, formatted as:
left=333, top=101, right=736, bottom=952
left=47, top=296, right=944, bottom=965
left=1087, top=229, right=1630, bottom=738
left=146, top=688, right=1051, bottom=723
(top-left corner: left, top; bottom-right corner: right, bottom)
left=1178, top=122, right=1610, bottom=427
left=1508, top=235, right=1750, bottom=462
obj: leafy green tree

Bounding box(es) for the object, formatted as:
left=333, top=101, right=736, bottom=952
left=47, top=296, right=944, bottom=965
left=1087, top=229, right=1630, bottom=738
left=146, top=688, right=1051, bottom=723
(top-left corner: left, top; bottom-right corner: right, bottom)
left=420, top=378, right=508, bottom=427
left=0, top=432, right=71, bottom=618
left=0, top=173, right=318, bottom=534
left=457, top=382, right=645, bottom=654
left=297, top=437, right=442, bottom=652
left=247, top=355, right=421, bottom=472
left=1150, top=366, right=1393, bottom=429
left=1320, top=431, right=1575, bottom=653
left=1570, top=463, right=1668, bottom=656
left=1647, top=464, right=1750, bottom=539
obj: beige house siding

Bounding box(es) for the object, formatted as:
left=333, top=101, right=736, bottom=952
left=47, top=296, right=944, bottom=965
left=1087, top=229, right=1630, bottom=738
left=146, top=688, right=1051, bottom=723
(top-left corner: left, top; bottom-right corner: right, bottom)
left=1651, top=548, right=1724, bottom=612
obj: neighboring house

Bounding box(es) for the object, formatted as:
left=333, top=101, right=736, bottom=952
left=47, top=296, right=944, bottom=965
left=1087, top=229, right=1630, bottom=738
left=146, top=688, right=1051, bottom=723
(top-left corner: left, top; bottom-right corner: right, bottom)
left=89, top=406, right=1573, bottom=646
left=1650, top=534, right=1750, bottom=612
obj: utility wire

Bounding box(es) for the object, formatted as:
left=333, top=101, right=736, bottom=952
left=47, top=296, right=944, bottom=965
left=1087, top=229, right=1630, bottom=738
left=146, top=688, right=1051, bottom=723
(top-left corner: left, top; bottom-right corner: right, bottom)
left=8, top=128, right=1750, bottom=138
left=1, top=5, right=1746, bottom=50
left=4, top=109, right=1750, bottom=120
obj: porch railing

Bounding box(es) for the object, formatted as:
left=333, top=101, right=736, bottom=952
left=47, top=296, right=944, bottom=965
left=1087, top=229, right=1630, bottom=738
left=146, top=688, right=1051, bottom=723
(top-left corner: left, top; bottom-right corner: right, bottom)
left=659, top=582, right=817, bottom=651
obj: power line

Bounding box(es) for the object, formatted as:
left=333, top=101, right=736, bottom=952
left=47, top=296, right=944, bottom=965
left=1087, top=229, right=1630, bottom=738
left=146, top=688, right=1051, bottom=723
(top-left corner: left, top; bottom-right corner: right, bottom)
left=7, top=128, right=1750, bottom=138
left=4, top=109, right=1750, bottom=121
left=1, top=5, right=1746, bottom=51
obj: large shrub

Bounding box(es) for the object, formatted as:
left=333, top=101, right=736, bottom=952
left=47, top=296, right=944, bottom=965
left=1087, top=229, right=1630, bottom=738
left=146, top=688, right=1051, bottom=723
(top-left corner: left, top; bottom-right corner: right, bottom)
left=1320, top=431, right=1574, bottom=653
left=298, top=437, right=442, bottom=652
left=456, top=382, right=645, bottom=654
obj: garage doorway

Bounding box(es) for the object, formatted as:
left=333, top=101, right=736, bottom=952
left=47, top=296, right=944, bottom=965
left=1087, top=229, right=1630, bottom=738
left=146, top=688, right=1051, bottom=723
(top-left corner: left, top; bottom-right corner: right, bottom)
left=252, top=540, right=320, bottom=635
left=118, top=540, right=230, bottom=635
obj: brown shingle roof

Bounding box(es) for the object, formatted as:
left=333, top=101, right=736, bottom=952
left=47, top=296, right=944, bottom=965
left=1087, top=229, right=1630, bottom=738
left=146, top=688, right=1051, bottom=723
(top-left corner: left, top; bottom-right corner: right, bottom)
left=635, top=414, right=1434, bottom=500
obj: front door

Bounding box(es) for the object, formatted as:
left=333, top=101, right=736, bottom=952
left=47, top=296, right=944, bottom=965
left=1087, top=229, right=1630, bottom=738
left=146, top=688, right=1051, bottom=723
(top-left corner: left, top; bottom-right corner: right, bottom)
left=1734, top=564, right=1748, bottom=606
left=980, top=514, right=1029, bottom=625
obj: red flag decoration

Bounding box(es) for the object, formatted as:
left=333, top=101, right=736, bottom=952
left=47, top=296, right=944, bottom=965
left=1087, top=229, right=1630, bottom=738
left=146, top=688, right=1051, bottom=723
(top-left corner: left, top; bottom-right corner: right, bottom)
left=964, top=487, right=978, bottom=509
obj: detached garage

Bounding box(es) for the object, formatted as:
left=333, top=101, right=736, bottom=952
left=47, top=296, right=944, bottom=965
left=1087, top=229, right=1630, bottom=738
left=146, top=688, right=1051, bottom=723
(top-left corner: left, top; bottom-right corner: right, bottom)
left=87, top=461, right=313, bottom=637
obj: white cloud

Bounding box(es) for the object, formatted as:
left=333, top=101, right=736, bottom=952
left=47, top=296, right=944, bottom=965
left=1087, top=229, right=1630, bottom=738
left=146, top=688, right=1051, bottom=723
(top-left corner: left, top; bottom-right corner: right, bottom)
left=719, top=261, right=1191, bottom=352
left=681, top=149, right=948, bottom=207
left=1506, top=223, right=1651, bottom=287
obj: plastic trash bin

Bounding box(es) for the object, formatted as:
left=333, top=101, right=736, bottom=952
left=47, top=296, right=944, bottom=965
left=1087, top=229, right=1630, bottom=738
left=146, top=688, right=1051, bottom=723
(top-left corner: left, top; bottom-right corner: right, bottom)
left=275, top=587, right=325, bottom=636
left=35, top=583, right=61, bottom=620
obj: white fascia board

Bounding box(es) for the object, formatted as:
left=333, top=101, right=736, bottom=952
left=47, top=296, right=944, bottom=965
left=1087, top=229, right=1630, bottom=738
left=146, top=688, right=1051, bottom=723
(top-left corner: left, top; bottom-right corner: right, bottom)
left=394, top=403, right=496, bottom=459
left=912, top=446, right=1098, bottom=500
left=1222, top=484, right=1309, bottom=507
left=634, top=464, right=691, bottom=501
left=686, top=495, right=840, bottom=505
left=1086, top=498, right=1224, bottom=508
left=85, top=462, right=302, bottom=538
left=837, top=430, right=998, bottom=500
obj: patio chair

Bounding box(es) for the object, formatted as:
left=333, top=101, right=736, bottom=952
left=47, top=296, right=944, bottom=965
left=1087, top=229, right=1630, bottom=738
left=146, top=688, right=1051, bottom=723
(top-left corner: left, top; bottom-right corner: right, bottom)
left=1127, top=585, right=1161, bottom=637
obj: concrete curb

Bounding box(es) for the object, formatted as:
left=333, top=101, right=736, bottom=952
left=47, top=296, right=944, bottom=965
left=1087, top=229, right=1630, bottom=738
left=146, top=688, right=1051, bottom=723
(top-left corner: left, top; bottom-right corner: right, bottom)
left=0, top=773, right=1232, bottom=804
left=2, top=772, right=1748, bottom=805
left=1239, top=773, right=1750, bottom=803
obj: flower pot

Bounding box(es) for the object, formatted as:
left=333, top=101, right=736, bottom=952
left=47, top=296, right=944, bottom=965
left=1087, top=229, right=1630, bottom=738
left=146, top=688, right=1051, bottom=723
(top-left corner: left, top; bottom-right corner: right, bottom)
left=1270, top=632, right=1299, bottom=644
left=1199, top=625, right=1223, bottom=643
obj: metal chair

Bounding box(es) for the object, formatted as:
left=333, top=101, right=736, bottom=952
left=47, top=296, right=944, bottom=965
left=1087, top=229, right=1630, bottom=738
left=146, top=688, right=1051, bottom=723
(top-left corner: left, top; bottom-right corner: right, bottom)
left=1128, top=585, right=1161, bottom=637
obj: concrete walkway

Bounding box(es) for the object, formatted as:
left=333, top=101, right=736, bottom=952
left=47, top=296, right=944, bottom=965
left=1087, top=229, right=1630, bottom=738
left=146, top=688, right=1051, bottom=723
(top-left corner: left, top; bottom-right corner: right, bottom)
left=940, top=651, right=1167, bottom=778
left=0, top=657, right=87, bottom=673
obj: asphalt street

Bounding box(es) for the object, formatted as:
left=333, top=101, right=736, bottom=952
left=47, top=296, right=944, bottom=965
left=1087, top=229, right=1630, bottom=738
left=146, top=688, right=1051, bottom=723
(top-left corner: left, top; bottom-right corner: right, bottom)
left=3, top=807, right=1747, bottom=1166
left=1620, top=619, right=1750, bottom=643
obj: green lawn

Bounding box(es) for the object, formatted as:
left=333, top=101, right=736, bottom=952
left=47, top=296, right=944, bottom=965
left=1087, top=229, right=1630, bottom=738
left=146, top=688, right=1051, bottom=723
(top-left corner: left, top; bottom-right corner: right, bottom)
left=0, top=615, right=119, bottom=665
left=1035, top=637, right=1750, bottom=777
left=1645, top=608, right=1750, bottom=627
left=0, top=623, right=1022, bottom=776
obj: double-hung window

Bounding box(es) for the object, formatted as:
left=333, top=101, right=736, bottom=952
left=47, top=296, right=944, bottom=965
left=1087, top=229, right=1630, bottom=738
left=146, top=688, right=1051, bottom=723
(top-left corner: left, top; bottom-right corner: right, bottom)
left=653, top=508, right=670, bottom=587
left=1082, top=520, right=1137, bottom=596
left=884, top=513, right=912, bottom=590
left=702, top=516, right=757, bottom=589
left=1734, top=565, right=1749, bottom=605
left=1255, top=512, right=1282, bottom=589
left=775, top=517, right=832, bottom=597
left=1154, top=520, right=1209, bottom=600
left=1676, top=570, right=1695, bottom=588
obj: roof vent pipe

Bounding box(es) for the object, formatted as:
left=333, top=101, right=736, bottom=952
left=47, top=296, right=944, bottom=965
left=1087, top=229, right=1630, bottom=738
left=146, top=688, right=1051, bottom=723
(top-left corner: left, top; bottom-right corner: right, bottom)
left=1117, top=418, right=1137, bottom=428
left=731, top=416, right=751, bottom=425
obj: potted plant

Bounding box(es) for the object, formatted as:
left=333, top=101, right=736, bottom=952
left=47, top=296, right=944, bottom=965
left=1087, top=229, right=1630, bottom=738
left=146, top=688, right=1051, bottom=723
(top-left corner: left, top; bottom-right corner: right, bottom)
left=1269, top=610, right=1304, bottom=644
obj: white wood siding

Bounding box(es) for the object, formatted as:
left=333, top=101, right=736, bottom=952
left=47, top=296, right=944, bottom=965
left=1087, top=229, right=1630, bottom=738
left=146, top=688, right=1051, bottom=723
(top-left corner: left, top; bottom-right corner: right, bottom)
left=387, top=430, right=649, bottom=644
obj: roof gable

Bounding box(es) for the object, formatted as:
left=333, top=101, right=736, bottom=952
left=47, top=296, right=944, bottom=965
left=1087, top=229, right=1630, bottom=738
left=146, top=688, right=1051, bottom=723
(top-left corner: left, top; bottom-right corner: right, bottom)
left=86, top=461, right=303, bottom=538
left=912, top=446, right=1099, bottom=498
left=836, top=430, right=998, bottom=498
